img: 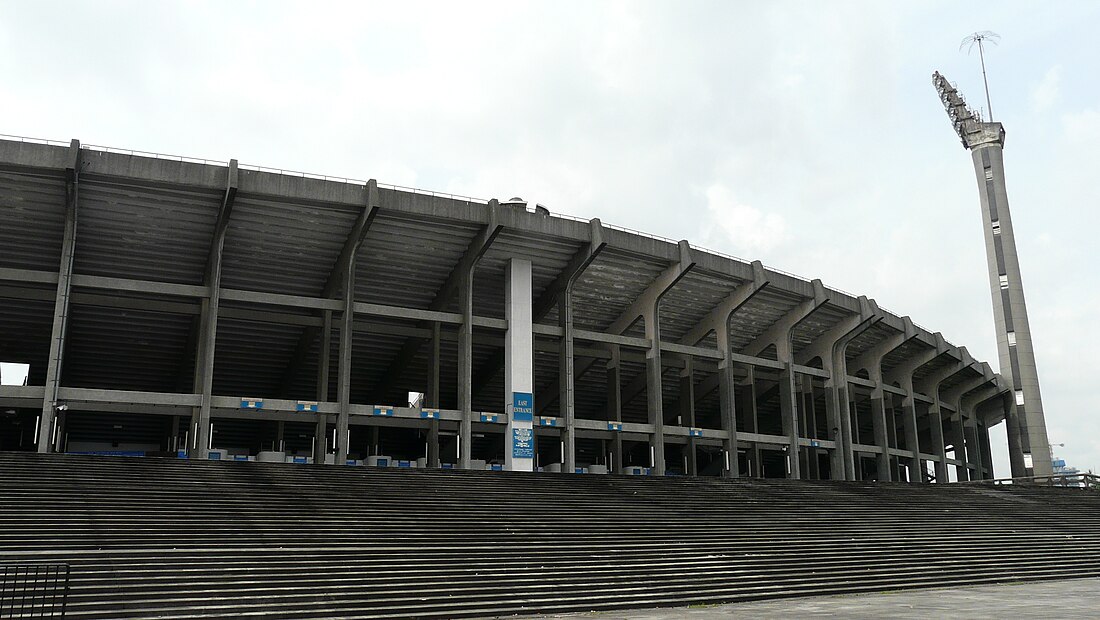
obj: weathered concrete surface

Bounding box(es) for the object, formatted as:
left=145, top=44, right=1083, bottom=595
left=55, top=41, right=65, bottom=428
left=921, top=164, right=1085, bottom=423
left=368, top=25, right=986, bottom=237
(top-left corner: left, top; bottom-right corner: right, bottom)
left=505, top=578, right=1100, bottom=619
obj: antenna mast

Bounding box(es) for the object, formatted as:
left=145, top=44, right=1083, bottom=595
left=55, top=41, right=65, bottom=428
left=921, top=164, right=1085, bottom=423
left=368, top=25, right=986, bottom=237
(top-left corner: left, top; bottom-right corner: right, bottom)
left=961, top=31, right=1000, bottom=121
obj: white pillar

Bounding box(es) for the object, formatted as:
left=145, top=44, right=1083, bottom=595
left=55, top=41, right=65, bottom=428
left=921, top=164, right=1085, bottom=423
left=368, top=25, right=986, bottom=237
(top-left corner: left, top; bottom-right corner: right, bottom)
left=505, top=259, right=535, bottom=472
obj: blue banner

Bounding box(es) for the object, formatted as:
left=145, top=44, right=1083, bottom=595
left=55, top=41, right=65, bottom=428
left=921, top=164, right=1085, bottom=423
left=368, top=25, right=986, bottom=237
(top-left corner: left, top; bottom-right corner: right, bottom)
left=512, top=427, right=534, bottom=459
left=512, top=392, right=534, bottom=422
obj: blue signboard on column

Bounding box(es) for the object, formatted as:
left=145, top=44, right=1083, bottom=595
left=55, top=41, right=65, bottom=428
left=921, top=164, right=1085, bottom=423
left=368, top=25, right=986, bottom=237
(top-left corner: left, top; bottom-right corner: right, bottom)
left=512, top=392, right=534, bottom=422
left=512, top=427, right=534, bottom=459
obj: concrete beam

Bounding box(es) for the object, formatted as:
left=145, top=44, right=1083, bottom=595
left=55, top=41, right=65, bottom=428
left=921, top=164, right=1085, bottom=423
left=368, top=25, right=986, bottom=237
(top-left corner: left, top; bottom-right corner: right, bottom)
left=37, top=140, right=81, bottom=453
left=643, top=241, right=697, bottom=475
left=471, top=219, right=606, bottom=400
left=278, top=180, right=380, bottom=396
left=882, top=333, right=950, bottom=483
left=557, top=220, right=607, bottom=472
left=187, top=159, right=238, bottom=458
left=915, top=348, right=977, bottom=482
left=797, top=296, right=881, bottom=480
left=536, top=241, right=696, bottom=416
left=940, top=369, right=992, bottom=482
left=373, top=206, right=503, bottom=404
left=459, top=201, right=502, bottom=469
left=330, top=182, right=385, bottom=464
left=847, top=316, right=918, bottom=482
left=741, top=279, right=828, bottom=360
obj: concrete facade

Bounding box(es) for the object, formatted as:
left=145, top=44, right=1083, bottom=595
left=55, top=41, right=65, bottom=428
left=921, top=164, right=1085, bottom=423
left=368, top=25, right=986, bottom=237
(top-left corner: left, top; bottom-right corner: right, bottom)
left=0, top=136, right=1012, bottom=481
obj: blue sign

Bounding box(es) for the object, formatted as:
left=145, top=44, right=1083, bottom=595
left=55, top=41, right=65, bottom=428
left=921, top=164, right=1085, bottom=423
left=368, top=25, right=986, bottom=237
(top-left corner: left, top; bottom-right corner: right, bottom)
left=296, top=401, right=318, bottom=412
left=512, top=427, right=534, bottom=459
left=810, top=440, right=821, bottom=448
left=240, top=398, right=264, bottom=409
left=513, top=392, right=534, bottom=422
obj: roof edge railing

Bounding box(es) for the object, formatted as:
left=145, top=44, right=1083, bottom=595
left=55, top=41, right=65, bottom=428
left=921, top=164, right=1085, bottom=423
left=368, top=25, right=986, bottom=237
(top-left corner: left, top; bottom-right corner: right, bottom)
left=82, top=143, right=229, bottom=167
left=2, top=132, right=945, bottom=333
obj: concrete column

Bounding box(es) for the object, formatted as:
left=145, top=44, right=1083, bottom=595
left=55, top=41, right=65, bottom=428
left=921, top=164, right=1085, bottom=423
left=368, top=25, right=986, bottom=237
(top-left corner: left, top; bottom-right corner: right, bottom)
left=928, top=407, right=948, bottom=482
left=901, top=393, right=921, bottom=481
left=426, top=321, right=441, bottom=468
left=964, top=418, right=982, bottom=480
left=979, top=422, right=994, bottom=479
left=885, top=397, right=899, bottom=454
left=335, top=258, right=355, bottom=465
left=457, top=267, right=474, bottom=470
left=558, top=285, right=576, bottom=473
left=188, top=159, right=237, bottom=459
left=505, top=259, right=535, bottom=472
left=680, top=263, right=767, bottom=479
left=38, top=141, right=81, bottom=453
left=822, top=378, right=844, bottom=480
left=788, top=294, right=878, bottom=480
left=970, top=144, right=1052, bottom=476
left=679, top=357, right=697, bottom=476
left=738, top=364, right=759, bottom=476
left=952, top=414, right=970, bottom=482
left=833, top=356, right=858, bottom=481
left=1002, top=391, right=1026, bottom=475
left=802, top=380, right=820, bottom=480
left=313, top=310, right=331, bottom=464
left=716, top=334, right=740, bottom=478
left=869, top=392, right=892, bottom=481
left=778, top=363, right=800, bottom=479
left=607, top=345, right=623, bottom=473
left=643, top=305, right=666, bottom=475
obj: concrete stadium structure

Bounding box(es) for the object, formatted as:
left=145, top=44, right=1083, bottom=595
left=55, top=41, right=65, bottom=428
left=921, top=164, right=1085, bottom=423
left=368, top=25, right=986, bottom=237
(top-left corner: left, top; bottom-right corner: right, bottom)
left=0, top=136, right=1018, bottom=483
left=934, top=72, right=1052, bottom=477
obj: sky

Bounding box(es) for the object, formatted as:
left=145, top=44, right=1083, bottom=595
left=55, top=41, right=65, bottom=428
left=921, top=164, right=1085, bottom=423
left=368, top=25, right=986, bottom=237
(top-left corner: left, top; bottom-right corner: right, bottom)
left=1, top=1, right=1097, bottom=475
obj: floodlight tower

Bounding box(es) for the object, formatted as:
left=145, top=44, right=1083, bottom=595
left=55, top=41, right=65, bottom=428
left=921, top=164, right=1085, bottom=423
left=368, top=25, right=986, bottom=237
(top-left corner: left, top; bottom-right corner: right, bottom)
left=932, top=72, right=1052, bottom=477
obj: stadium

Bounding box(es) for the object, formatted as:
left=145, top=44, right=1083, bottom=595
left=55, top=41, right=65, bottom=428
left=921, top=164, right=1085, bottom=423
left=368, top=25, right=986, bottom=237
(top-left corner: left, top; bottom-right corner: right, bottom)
left=0, top=136, right=1005, bottom=480
left=1, top=135, right=1098, bottom=618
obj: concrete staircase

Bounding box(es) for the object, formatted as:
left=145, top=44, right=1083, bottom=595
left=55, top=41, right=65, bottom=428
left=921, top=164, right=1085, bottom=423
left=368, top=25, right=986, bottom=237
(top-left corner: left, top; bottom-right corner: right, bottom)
left=2, top=452, right=1099, bottom=619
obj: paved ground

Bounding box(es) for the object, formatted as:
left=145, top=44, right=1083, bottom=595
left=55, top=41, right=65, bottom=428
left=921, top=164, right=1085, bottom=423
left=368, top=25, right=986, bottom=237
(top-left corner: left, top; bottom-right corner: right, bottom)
left=506, top=577, right=1100, bottom=619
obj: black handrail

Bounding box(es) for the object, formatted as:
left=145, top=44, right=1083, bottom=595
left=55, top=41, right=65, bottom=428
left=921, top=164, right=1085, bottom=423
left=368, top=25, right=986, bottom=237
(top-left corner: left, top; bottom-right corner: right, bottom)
left=962, top=473, right=1100, bottom=489
left=0, top=563, right=70, bottom=618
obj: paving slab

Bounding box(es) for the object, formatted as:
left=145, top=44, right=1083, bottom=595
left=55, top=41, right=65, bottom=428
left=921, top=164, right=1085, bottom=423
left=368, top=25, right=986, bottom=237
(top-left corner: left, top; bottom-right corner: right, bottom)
left=504, top=577, right=1100, bottom=619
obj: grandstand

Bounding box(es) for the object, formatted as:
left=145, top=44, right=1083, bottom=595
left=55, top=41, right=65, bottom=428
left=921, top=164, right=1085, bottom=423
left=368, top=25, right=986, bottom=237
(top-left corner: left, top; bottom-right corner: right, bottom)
left=7, top=134, right=1093, bottom=617
left=0, top=136, right=1016, bottom=482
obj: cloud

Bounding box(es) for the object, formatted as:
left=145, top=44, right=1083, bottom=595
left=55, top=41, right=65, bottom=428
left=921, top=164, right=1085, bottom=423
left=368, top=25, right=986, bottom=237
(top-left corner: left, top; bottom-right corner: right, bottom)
left=1, top=1, right=1098, bottom=475
left=701, top=184, right=788, bottom=256
left=1031, top=65, right=1063, bottom=113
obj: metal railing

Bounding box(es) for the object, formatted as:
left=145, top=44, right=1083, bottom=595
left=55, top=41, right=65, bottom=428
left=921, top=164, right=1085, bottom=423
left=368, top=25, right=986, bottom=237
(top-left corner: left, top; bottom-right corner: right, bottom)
left=964, top=473, right=1100, bottom=490
left=1, top=563, right=70, bottom=618
left=81, top=143, right=228, bottom=167
left=2, top=131, right=946, bottom=330
left=0, top=134, right=72, bottom=148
